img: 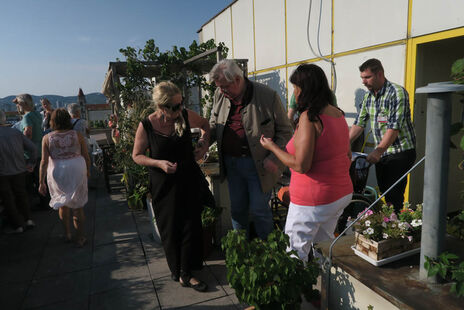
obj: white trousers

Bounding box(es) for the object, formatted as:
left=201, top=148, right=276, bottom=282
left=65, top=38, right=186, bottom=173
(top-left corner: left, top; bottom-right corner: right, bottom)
left=284, top=193, right=353, bottom=262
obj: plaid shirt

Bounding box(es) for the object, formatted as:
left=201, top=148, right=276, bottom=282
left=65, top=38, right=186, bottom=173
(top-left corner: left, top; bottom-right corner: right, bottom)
left=354, top=80, right=416, bottom=156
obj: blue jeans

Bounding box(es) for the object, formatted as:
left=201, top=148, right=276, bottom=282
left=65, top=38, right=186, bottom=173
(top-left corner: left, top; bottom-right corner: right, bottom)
left=224, top=156, right=273, bottom=239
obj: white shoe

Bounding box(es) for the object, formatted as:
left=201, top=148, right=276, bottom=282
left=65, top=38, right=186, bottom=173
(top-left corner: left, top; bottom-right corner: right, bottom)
left=26, top=220, right=36, bottom=229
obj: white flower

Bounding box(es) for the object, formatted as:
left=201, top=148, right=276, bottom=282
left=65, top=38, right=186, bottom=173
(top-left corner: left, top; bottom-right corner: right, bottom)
left=383, top=233, right=389, bottom=239
left=381, top=222, right=387, bottom=228
left=398, top=222, right=408, bottom=230
left=391, top=223, right=396, bottom=228
left=411, top=219, right=422, bottom=227
left=365, top=220, right=371, bottom=227
left=407, top=236, right=413, bottom=242
left=366, top=228, right=374, bottom=235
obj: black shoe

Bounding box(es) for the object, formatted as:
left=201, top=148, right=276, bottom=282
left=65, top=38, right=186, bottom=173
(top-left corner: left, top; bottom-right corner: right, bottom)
left=180, top=276, right=208, bottom=292
left=171, top=273, right=179, bottom=282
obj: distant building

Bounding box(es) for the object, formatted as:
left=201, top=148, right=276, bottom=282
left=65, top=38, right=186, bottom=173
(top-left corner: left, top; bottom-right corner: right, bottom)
left=86, top=103, right=111, bottom=128
left=78, top=88, right=87, bottom=120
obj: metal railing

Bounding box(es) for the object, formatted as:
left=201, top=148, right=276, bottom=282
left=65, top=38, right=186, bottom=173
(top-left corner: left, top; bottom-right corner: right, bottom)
left=323, top=155, right=426, bottom=309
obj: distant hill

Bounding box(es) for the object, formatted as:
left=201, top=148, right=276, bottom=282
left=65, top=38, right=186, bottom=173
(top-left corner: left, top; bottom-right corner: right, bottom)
left=0, top=92, right=107, bottom=111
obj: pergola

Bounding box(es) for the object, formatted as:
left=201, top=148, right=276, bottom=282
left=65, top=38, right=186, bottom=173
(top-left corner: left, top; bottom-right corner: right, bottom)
left=101, top=47, right=248, bottom=114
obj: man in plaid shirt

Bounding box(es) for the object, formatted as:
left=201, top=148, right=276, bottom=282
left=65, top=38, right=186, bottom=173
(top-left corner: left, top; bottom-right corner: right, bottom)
left=349, top=58, right=416, bottom=212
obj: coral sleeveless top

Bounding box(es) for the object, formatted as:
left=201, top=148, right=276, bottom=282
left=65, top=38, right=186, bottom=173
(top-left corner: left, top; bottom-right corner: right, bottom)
left=286, top=114, right=353, bottom=206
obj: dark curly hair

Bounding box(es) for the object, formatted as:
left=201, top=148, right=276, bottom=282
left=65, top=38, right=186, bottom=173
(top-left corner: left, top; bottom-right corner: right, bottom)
left=50, top=108, right=72, bottom=130
left=289, top=64, right=333, bottom=123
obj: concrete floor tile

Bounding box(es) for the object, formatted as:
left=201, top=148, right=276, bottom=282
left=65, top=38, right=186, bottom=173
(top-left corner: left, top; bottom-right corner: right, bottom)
left=0, top=282, right=28, bottom=310
left=35, top=244, right=93, bottom=278
left=32, top=298, right=89, bottom=310
left=0, top=255, right=40, bottom=284
left=146, top=252, right=171, bottom=280
left=155, top=267, right=227, bottom=309
left=22, top=270, right=91, bottom=309
left=94, top=213, right=138, bottom=246
left=205, top=264, right=234, bottom=295
left=89, top=280, right=159, bottom=310
left=90, top=261, right=151, bottom=294
left=184, top=295, right=243, bottom=309
left=93, top=239, right=146, bottom=267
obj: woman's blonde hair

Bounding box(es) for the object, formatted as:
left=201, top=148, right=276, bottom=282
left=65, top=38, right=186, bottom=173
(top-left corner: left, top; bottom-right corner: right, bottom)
left=152, top=81, right=186, bottom=136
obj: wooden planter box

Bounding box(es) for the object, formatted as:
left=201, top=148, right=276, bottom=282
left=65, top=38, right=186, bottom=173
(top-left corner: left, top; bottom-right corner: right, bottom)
left=354, top=232, right=420, bottom=261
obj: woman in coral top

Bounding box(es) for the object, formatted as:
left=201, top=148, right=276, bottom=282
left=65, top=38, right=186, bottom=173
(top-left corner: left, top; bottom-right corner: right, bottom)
left=260, top=64, right=353, bottom=261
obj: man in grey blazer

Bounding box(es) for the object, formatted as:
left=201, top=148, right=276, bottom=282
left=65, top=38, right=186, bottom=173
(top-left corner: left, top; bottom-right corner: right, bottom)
left=209, top=59, right=292, bottom=239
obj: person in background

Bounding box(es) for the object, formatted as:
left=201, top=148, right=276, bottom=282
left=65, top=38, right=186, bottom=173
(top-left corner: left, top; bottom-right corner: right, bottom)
left=260, top=64, right=353, bottom=262
left=41, top=97, right=54, bottom=134
left=67, top=103, right=89, bottom=138
left=132, top=81, right=210, bottom=292
left=287, top=91, right=338, bottom=124
left=108, top=114, right=120, bottom=144
left=13, top=94, right=48, bottom=210
left=349, top=58, right=416, bottom=213
left=38, top=108, right=90, bottom=247
left=209, top=59, right=293, bottom=240
left=13, top=94, right=42, bottom=153
left=0, top=110, right=38, bottom=233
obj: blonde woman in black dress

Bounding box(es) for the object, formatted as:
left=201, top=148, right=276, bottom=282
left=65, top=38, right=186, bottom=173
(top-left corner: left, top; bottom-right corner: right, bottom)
left=132, top=81, right=210, bottom=292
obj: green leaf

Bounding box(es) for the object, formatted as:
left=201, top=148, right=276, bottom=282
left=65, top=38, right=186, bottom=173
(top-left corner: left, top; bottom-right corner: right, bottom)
left=428, top=265, right=440, bottom=277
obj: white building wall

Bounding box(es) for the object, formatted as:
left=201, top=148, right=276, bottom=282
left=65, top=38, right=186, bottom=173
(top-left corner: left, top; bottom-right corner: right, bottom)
left=335, top=45, right=407, bottom=126
left=199, top=0, right=463, bottom=116
left=411, top=0, right=464, bottom=37
left=287, top=0, right=332, bottom=62
left=201, top=21, right=215, bottom=43
left=254, top=0, right=286, bottom=70
left=333, top=0, right=408, bottom=53
left=255, top=68, right=287, bottom=107
left=88, top=110, right=111, bottom=122
left=199, top=0, right=464, bottom=208
left=214, top=7, right=233, bottom=58
left=231, top=0, right=255, bottom=72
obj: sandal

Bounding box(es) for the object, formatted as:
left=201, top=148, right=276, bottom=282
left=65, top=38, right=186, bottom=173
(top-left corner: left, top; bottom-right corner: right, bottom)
left=180, top=276, right=208, bottom=292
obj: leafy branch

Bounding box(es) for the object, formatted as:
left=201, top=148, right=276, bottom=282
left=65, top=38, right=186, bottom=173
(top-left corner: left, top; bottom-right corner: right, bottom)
left=424, top=252, right=464, bottom=297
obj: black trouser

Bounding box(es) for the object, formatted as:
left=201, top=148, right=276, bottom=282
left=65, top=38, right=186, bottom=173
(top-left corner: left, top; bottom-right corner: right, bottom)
left=26, top=162, right=50, bottom=209
left=0, top=172, right=31, bottom=228
left=375, top=149, right=416, bottom=213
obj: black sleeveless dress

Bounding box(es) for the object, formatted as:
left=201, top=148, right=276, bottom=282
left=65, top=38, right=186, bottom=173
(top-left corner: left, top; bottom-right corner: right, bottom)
left=142, top=109, right=204, bottom=277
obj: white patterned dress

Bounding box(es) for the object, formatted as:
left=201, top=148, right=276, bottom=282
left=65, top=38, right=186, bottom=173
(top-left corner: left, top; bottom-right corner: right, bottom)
left=47, top=130, right=88, bottom=209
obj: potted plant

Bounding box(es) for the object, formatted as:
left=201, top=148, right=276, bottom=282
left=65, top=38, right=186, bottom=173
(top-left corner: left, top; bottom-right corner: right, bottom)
left=221, top=230, right=319, bottom=309
left=201, top=205, right=222, bottom=257
left=447, top=210, right=464, bottom=241
left=353, top=203, right=422, bottom=265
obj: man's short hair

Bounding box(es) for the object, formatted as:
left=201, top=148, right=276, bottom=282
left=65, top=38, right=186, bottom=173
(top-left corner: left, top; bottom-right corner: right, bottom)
left=13, top=93, right=34, bottom=109
left=209, top=59, right=243, bottom=83
left=67, top=103, right=80, bottom=117
left=359, top=58, right=384, bottom=74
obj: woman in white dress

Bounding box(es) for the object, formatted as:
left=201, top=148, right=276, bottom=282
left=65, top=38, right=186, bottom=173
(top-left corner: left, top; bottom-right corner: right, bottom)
left=39, top=108, right=90, bottom=247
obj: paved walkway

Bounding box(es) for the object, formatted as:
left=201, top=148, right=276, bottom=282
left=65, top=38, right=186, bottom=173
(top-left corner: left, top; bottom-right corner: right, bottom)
left=1, top=173, right=318, bottom=309
left=0, top=173, right=249, bottom=310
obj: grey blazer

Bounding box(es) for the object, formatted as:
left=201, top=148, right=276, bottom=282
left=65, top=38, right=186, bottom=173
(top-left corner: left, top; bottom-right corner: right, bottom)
left=209, top=80, right=293, bottom=193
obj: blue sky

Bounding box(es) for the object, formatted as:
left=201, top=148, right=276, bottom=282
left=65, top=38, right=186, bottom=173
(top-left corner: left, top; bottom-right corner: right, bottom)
left=0, top=0, right=232, bottom=98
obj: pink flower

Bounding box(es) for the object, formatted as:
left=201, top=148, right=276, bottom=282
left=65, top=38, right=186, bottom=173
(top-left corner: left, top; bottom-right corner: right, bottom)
left=390, top=213, right=398, bottom=221
left=407, top=236, right=413, bottom=242
left=383, top=217, right=390, bottom=223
